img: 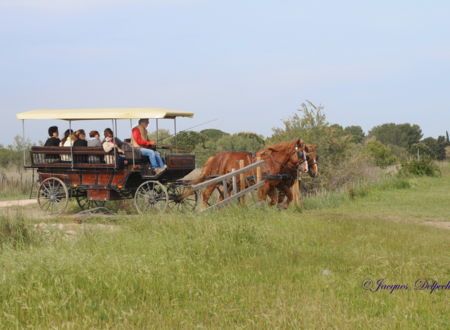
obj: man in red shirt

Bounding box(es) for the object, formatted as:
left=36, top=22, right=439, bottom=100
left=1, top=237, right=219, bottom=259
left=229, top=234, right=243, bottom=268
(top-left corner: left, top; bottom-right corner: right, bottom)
left=132, top=118, right=166, bottom=174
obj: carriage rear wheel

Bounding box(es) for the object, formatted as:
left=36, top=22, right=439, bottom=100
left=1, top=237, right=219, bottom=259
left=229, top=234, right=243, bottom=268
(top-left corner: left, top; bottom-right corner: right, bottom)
left=167, top=184, right=198, bottom=212
left=75, top=194, right=106, bottom=211
left=134, top=180, right=169, bottom=214
left=37, top=177, right=69, bottom=215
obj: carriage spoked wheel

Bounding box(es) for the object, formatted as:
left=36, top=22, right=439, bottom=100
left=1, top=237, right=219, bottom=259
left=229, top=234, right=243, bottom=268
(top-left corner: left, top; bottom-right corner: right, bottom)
left=75, top=195, right=106, bottom=211
left=134, top=180, right=169, bottom=214
left=37, top=177, right=69, bottom=214
left=167, top=184, right=198, bottom=212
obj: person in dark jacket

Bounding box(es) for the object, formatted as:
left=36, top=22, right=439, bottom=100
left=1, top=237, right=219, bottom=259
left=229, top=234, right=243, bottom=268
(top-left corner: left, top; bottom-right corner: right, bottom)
left=73, top=129, right=88, bottom=163
left=44, top=126, right=61, bottom=162
left=73, top=129, right=87, bottom=147
left=44, top=126, right=60, bottom=146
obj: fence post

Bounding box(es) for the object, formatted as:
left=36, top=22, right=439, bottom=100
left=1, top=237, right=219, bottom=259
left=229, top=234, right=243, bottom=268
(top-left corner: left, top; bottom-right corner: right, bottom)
left=231, top=169, right=238, bottom=196
left=256, top=156, right=262, bottom=199
left=239, top=160, right=245, bottom=204
left=292, top=175, right=301, bottom=208
left=222, top=180, right=228, bottom=199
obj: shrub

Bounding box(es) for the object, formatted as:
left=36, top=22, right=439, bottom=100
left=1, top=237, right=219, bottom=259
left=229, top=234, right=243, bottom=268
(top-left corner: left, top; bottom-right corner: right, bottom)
left=398, top=158, right=440, bottom=177
left=362, top=140, right=397, bottom=168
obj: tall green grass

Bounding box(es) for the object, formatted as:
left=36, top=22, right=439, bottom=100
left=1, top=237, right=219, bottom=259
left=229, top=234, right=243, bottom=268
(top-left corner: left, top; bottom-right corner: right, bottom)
left=0, top=213, right=39, bottom=249
left=0, top=165, right=449, bottom=328
left=0, top=206, right=449, bottom=328
left=302, top=174, right=412, bottom=211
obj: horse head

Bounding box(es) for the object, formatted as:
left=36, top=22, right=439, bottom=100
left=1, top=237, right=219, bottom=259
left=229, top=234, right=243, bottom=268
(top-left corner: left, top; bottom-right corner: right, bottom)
left=265, top=139, right=308, bottom=174
left=305, top=144, right=319, bottom=178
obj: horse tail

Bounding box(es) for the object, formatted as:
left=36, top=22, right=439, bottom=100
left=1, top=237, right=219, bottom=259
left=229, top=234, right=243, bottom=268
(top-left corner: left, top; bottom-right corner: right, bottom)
left=180, top=156, right=216, bottom=200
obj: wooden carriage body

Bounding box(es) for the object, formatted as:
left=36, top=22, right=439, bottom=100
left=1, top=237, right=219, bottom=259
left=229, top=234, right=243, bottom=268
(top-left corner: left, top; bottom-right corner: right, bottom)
left=30, top=146, right=195, bottom=202
left=17, top=107, right=197, bottom=213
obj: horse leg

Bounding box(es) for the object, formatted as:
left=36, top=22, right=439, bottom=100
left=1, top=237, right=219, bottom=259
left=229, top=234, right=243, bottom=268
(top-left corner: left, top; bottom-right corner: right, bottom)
left=268, top=186, right=279, bottom=206
left=282, top=184, right=293, bottom=209
left=202, top=184, right=217, bottom=207
left=258, top=182, right=275, bottom=205
left=277, top=183, right=286, bottom=205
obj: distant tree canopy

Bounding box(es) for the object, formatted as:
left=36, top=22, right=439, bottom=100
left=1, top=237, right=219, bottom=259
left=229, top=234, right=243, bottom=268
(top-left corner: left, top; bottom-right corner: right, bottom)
left=369, top=123, right=422, bottom=149
left=200, top=129, right=229, bottom=141
left=418, top=136, right=447, bottom=160
left=215, top=132, right=265, bottom=153
left=148, top=129, right=171, bottom=144
left=171, top=131, right=207, bottom=152
left=344, top=125, right=365, bottom=144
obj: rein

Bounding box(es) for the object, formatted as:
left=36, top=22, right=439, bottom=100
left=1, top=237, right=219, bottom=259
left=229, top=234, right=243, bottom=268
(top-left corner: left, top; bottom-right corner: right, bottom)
left=262, top=147, right=307, bottom=173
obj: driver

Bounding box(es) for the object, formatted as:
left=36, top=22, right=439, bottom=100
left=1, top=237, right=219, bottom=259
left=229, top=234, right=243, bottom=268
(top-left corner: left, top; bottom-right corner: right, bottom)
left=131, top=118, right=166, bottom=174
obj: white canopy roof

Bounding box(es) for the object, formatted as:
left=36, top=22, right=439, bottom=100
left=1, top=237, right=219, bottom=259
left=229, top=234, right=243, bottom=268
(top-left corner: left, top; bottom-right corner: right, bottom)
left=16, top=108, right=194, bottom=120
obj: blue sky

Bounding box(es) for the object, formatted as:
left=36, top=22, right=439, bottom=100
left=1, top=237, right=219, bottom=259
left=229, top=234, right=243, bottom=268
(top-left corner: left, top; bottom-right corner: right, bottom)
left=1, top=0, right=449, bottom=145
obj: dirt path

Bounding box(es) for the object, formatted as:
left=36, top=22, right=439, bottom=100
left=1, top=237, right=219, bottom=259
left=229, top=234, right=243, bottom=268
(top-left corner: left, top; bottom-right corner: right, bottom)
left=0, top=199, right=37, bottom=208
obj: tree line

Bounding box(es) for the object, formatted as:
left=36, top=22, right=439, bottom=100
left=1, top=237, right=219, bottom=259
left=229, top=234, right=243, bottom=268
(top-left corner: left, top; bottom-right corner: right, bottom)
left=1, top=103, right=448, bottom=174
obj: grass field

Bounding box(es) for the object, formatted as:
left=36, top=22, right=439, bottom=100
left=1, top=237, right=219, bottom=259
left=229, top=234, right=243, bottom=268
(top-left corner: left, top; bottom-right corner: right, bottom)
left=0, top=165, right=449, bottom=328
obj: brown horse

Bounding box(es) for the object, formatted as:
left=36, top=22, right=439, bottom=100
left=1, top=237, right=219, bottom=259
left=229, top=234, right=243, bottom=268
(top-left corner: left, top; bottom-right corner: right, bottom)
left=187, top=139, right=308, bottom=207
left=274, top=144, right=319, bottom=208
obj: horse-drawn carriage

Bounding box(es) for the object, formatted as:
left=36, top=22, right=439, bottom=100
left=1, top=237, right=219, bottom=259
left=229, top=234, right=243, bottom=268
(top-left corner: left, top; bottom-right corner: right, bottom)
left=17, top=108, right=198, bottom=214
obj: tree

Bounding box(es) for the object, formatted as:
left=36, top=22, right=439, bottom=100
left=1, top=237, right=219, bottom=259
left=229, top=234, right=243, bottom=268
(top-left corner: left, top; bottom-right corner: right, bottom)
left=270, top=100, right=328, bottom=144
left=368, top=123, right=422, bottom=149
left=172, top=131, right=207, bottom=152
left=200, top=129, right=229, bottom=141
left=363, top=140, right=397, bottom=168
left=344, top=125, right=365, bottom=144
left=148, top=129, right=171, bottom=144
left=410, top=142, right=435, bottom=159
left=215, top=132, right=265, bottom=152
left=436, top=136, right=447, bottom=160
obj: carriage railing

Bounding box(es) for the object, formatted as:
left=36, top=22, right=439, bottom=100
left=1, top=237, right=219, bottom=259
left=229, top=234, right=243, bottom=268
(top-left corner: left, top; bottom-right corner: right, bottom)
left=30, top=146, right=123, bottom=168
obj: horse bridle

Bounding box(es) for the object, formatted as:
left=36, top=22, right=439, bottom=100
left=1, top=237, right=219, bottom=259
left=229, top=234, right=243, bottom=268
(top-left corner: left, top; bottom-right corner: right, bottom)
left=263, top=145, right=308, bottom=172
left=295, top=146, right=308, bottom=166
left=307, top=153, right=319, bottom=166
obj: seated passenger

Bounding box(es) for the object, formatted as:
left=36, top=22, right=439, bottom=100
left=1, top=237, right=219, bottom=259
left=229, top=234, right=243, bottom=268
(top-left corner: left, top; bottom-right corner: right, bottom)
left=103, top=136, right=127, bottom=166
left=44, top=126, right=60, bottom=163
left=73, top=129, right=87, bottom=147
left=88, top=130, right=102, bottom=147
left=132, top=118, right=166, bottom=175
left=73, top=130, right=87, bottom=163
left=60, top=129, right=76, bottom=162
left=60, top=129, right=74, bottom=147
left=103, top=128, right=123, bottom=148
left=88, top=130, right=102, bottom=163
left=44, top=126, right=60, bottom=146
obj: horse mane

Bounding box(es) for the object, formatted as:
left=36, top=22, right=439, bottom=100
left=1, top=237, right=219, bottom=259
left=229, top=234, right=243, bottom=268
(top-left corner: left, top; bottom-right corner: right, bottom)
left=258, top=139, right=300, bottom=155
left=306, top=144, right=316, bottom=152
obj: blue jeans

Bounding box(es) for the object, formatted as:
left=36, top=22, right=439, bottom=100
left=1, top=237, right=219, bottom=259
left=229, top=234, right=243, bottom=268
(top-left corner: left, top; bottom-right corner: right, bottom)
left=140, top=148, right=164, bottom=168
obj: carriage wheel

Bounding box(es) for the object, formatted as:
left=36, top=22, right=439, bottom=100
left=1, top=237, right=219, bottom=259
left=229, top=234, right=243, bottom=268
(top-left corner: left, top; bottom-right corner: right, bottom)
left=75, top=195, right=106, bottom=211
left=134, top=180, right=169, bottom=214
left=167, top=184, right=198, bottom=212
left=37, top=177, right=69, bottom=215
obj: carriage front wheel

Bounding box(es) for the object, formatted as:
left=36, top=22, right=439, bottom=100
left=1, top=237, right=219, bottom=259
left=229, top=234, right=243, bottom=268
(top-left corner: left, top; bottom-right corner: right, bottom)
left=134, top=180, right=169, bottom=214
left=167, top=184, right=198, bottom=212
left=37, top=177, right=69, bottom=215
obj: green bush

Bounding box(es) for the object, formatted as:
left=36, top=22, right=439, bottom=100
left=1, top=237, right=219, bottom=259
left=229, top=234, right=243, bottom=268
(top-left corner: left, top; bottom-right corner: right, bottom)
left=363, top=140, right=397, bottom=168
left=399, top=158, right=440, bottom=177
